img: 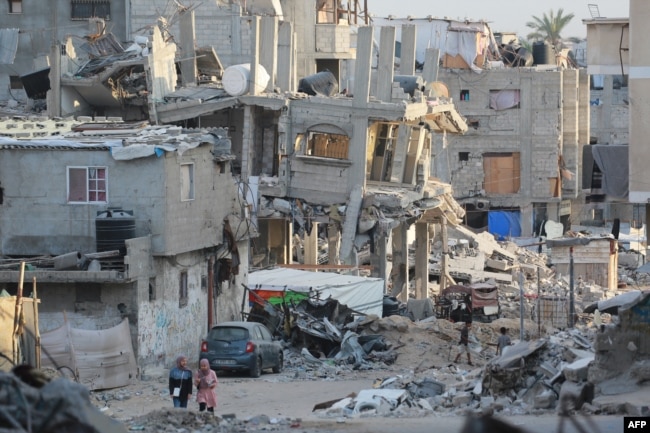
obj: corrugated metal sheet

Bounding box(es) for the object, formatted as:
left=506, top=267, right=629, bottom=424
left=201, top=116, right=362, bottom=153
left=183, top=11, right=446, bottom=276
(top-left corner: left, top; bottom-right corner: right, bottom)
left=0, top=28, right=20, bottom=65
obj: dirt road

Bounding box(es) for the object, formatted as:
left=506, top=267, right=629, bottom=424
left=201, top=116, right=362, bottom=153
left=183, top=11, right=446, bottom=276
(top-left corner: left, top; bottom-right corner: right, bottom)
left=97, top=369, right=625, bottom=433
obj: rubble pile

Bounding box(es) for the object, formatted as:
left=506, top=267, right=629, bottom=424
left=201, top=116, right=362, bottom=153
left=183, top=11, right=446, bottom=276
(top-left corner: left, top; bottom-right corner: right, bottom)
left=0, top=366, right=128, bottom=433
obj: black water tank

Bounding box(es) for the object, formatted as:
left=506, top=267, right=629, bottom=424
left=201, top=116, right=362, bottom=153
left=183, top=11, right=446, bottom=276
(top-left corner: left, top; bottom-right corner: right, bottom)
left=298, top=70, right=339, bottom=96
left=382, top=295, right=400, bottom=318
left=96, top=209, right=135, bottom=254
left=533, top=42, right=555, bottom=65
left=393, top=75, right=425, bottom=97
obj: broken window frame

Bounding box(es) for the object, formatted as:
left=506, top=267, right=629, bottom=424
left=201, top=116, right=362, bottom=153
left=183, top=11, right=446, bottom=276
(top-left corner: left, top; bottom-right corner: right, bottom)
left=180, top=163, right=195, bottom=201
left=369, top=123, right=399, bottom=182
left=305, top=131, right=350, bottom=160
left=70, top=0, right=111, bottom=21
left=67, top=166, right=108, bottom=204
left=482, top=152, right=521, bottom=194
left=316, top=0, right=338, bottom=24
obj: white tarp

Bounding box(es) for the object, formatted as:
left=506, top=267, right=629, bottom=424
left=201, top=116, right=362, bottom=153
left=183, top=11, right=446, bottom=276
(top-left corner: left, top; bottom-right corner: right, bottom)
left=40, top=318, right=137, bottom=390
left=247, top=268, right=385, bottom=316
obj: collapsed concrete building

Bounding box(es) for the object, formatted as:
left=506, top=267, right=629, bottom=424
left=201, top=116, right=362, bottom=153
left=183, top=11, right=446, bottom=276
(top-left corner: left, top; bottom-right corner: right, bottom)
left=0, top=0, right=472, bottom=376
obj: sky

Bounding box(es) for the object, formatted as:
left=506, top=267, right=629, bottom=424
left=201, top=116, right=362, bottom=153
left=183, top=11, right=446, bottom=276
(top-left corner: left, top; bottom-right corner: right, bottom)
left=368, top=0, right=629, bottom=39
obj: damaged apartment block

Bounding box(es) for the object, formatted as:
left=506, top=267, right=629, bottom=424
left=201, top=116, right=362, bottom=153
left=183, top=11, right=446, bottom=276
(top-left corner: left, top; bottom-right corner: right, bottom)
left=0, top=0, right=471, bottom=373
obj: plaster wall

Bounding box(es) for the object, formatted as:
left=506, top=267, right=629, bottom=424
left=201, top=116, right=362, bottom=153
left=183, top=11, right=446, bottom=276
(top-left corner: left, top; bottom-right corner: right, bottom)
left=0, top=144, right=237, bottom=257
left=159, top=146, right=238, bottom=255
left=0, top=147, right=163, bottom=256
left=584, top=20, right=630, bottom=76
left=136, top=249, right=207, bottom=371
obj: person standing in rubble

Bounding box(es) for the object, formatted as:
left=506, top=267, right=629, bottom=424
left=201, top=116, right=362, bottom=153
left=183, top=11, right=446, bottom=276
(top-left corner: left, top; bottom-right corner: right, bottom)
left=453, top=321, right=473, bottom=366
left=195, top=358, right=218, bottom=413
left=496, top=326, right=512, bottom=356
left=169, top=355, right=193, bottom=408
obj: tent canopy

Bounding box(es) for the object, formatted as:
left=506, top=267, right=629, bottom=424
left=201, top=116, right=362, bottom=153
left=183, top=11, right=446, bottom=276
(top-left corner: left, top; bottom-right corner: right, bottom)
left=247, top=268, right=385, bottom=317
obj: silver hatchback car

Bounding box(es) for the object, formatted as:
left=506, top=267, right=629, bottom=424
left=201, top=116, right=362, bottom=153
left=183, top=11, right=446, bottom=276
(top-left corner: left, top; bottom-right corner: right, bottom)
left=199, top=321, right=283, bottom=377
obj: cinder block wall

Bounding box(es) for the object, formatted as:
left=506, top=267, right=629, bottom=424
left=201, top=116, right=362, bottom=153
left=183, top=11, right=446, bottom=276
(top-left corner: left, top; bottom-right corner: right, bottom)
left=438, top=68, right=571, bottom=207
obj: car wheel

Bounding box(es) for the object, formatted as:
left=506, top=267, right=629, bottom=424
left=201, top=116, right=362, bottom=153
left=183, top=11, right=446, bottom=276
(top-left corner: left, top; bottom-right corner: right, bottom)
left=250, top=356, right=262, bottom=378
left=272, top=352, right=283, bottom=373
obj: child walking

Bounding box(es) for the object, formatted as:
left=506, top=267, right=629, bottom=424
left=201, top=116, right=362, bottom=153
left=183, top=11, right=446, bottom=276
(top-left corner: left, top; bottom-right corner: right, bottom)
left=195, top=358, right=218, bottom=412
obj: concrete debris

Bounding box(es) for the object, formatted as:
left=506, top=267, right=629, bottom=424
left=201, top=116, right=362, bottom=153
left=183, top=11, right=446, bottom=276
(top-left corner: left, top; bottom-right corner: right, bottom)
left=0, top=367, right=128, bottom=433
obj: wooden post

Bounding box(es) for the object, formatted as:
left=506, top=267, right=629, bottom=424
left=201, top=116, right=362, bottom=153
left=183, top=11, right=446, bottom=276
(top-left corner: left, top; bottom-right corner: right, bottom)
left=32, top=277, right=40, bottom=369
left=13, top=262, right=25, bottom=366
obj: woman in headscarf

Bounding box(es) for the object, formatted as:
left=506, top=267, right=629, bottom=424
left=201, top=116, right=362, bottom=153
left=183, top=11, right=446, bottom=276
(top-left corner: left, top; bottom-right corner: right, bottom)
left=168, top=355, right=193, bottom=408
left=194, top=358, right=218, bottom=412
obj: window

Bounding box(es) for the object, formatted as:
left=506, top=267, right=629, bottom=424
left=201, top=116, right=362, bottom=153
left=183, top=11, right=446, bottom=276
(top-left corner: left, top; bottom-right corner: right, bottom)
left=306, top=132, right=349, bottom=159
left=459, top=152, right=469, bottom=162
left=71, top=0, right=111, bottom=20
left=369, top=123, right=399, bottom=182
left=8, top=0, right=22, bottom=13
left=460, top=90, right=470, bottom=101
left=67, top=166, right=107, bottom=203
left=483, top=153, right=520, bottom=194
left=489, top=89, right=520, bottom=110
left=180, top=163, right=194, bottom=201
left=316, top=0, right=336, bottom=23
left=179, top=271, right=188, bottom=307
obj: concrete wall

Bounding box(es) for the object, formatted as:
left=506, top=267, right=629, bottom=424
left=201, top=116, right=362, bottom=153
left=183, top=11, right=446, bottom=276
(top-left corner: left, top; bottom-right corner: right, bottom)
left=589, top=77, right=629, bottom=145
left=439, top=68, right=560, bottom=200
left=0, top=143, right=238, bottom=257
left=130, top=2, right=255, bottom=68
left=136, top=249, right=210, bottom=371
left=629, top=0, right=650, bottom=203
left=284, top=98, right=354, bottom=204
left=0, top=0, right=128, bottom=101
left=437, top=68, right=587, bottom=233
left=584, top=19, right=630, bottom=76
left=159, top=145, right=238, bottom=255
left=0, top=147, right=162, bottom=256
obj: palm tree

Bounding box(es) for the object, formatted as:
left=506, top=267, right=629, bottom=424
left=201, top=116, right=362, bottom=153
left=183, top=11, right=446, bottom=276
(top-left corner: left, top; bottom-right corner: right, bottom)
left=525, top=8, right=575, bottom=50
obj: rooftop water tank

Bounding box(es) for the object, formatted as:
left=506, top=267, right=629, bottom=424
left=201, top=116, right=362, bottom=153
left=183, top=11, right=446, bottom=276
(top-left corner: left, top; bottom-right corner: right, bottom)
left=532, top=41, right=555, bottom=65
left=222, top=64, right=270, bottom=96
left=96, top=209, right=135, bottom=254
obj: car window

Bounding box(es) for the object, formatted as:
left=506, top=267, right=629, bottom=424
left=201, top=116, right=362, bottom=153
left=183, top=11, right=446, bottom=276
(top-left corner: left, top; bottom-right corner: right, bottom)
left=251, top=326, right=262, bottom=340
left=210, top=326, right=248, bottom=341
left=258, top=325, right=272, bottom=341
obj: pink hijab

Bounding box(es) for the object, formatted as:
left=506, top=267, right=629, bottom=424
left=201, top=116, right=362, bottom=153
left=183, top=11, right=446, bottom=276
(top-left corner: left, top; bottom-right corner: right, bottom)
left=198, top=358, right=211, bottom=378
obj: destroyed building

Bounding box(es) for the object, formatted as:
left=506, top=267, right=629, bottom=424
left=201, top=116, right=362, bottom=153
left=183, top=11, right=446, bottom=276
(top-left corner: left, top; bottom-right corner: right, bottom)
left=0, top=0, right=472, bottom=374
left=0, top=0, right=129, bottom=103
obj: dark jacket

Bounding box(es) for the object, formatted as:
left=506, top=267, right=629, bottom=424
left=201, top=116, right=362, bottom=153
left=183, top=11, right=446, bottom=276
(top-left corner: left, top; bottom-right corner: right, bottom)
left=169, top=367, right=193, bottom=398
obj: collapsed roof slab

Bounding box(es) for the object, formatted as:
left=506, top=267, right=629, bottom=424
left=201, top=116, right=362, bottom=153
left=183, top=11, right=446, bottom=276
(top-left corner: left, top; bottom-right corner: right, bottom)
left=156, top=95, right=239, bottom=123
left=61, top=60, right=146, bottom=108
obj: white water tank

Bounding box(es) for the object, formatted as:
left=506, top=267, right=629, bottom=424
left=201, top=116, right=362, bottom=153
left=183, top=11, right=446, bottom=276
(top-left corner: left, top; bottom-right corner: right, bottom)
left=222, top=63, right=270, bottom=96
